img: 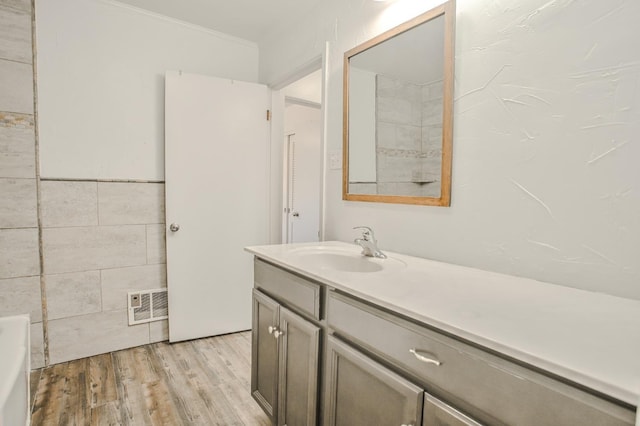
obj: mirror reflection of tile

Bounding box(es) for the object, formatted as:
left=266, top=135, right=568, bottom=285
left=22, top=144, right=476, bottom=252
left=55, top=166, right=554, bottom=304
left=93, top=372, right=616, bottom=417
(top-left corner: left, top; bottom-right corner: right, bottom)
left=375, top=75, right=443, bottom=197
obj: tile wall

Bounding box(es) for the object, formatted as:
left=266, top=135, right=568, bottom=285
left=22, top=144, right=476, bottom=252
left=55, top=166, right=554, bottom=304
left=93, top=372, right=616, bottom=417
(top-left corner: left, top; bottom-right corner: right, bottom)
left=375, top=75, right=443, bottom=197
left=0, top=0, right=169, bottom=367
left=41, top=181, right=168, bottom=364
left=419, top=79, right=444, bottom=197
left=0, top=0, right=44, bottom=368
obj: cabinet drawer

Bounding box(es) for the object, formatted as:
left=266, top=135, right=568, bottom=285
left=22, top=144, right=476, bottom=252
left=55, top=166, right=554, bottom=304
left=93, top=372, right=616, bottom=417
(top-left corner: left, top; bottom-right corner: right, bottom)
left=327, top=291, right=634, bottom=426
left=254, top=258, right=321, bottom=320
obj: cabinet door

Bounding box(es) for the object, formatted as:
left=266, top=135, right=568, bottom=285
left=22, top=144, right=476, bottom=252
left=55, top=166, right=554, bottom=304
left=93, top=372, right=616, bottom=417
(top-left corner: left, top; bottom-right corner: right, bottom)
left=277, top=307, right=320, bottom=426
left=325, top=336, right=424, bottom=426
left=423, top=394, right=482, bottom=426
left=251, top=289, right=280, bottom=423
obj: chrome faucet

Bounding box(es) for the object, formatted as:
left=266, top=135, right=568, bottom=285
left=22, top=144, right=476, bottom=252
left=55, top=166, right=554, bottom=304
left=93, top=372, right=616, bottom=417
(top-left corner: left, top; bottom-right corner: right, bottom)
left=353, top=226, right=387, bottom=259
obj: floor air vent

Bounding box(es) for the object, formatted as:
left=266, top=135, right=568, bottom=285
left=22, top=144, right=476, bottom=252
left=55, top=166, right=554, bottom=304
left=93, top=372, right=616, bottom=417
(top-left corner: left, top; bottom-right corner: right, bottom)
left=128, top=289, right=168, bottom=325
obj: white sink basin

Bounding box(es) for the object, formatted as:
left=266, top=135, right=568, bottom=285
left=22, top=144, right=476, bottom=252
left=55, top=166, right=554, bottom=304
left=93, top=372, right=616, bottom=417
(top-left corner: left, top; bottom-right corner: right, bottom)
left=288, top=246, right=406, bottom=273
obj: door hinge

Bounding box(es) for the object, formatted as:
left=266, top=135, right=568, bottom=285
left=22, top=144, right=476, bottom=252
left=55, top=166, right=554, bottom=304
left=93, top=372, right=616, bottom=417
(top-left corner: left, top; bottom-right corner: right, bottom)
left=266, top=109, right=271, bottom=121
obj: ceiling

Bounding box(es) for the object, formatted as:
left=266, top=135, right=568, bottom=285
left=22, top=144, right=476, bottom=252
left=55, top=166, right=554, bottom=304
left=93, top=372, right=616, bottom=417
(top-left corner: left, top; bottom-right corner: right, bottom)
left=114, top=0, right=323, bottom=42
left=282, top=69, right=323, bottom=104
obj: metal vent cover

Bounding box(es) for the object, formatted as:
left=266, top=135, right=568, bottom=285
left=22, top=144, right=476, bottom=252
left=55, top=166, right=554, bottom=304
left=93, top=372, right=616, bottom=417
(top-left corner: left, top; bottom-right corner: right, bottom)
left=127, top=289, right=168, bottom=325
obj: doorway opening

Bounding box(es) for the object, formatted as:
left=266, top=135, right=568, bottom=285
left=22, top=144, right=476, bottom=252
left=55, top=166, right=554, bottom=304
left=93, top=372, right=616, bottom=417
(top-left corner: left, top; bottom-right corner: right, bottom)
left=277, top=67, right=324, bottom=244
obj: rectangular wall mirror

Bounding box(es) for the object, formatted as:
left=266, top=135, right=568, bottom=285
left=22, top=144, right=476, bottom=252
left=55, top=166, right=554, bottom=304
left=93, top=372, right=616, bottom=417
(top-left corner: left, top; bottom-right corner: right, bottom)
left=343, top=0, right=456, bottom=206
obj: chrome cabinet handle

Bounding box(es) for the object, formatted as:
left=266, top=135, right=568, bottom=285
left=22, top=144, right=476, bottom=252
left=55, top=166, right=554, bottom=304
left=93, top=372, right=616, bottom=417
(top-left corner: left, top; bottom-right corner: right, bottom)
left=409, top=349, right=442, bottom=366
left=169, top=223, right=180, bottom=232
left=267, top=326, right=283, bottom=338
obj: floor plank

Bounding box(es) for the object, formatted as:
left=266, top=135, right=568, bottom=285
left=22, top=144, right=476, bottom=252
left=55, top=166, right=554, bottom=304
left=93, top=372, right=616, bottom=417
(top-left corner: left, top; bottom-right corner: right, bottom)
left=31, top=331, right=270, bottom=426
left=90, top=401, right=124, bottom=426
left=31, top=358, right=91, bottom=426
left=89, top=353, right=118, bottom=408
left=30, top=368, right=41, bottom=412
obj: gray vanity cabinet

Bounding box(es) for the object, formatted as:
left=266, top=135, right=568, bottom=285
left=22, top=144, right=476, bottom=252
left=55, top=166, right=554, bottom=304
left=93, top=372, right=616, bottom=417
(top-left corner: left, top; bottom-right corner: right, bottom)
left=423, top=395, right=482, bottom=426
left=250, top=257, right=635, bottom=426
left=324, top=336, right=478, bottom=426
left=326, top=290, right=634, bottom=426
left=277, top=307, right=320, bottom=426
left=324, top=336, right=424, bottom=426
left=251, top=289, right=280, bottom=422
left=251, top=261, right=321, bottom=426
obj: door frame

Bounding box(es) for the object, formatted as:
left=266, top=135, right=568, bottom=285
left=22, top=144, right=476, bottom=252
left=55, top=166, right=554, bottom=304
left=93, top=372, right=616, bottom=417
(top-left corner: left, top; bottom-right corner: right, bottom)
left=268, top=45, right=329, bottom=244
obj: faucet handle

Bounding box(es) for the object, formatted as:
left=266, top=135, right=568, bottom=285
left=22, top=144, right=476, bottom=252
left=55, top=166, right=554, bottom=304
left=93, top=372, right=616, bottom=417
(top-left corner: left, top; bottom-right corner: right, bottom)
left=353, top=226, right=374, bottom=241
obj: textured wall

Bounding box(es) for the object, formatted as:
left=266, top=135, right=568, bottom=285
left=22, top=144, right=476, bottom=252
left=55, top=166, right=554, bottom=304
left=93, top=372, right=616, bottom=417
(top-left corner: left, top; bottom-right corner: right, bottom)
left=259, top=0, right=640, bottom=300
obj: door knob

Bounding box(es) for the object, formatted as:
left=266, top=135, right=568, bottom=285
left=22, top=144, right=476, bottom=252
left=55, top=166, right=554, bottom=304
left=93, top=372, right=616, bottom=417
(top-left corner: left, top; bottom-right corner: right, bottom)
left=273, top=330, right=284, bottom=339
left=169, top=223, right=180, bottom=232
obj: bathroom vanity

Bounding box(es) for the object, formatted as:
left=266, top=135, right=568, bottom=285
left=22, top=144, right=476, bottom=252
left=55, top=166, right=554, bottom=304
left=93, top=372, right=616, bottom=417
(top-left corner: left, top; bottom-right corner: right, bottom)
left=245, top=241, right=639, bottom=425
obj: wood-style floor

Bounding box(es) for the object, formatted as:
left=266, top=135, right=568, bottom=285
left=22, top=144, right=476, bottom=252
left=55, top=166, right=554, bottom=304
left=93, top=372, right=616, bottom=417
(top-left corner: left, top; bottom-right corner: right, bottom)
left=29, top=331, right=270, bottom=425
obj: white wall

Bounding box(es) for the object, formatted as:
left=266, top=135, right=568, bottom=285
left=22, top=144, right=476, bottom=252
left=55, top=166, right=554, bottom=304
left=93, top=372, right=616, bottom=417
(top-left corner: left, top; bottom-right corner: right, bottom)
left=35, top=0, right=259, bottom=180
left=259, top=0, right=640, bottom=300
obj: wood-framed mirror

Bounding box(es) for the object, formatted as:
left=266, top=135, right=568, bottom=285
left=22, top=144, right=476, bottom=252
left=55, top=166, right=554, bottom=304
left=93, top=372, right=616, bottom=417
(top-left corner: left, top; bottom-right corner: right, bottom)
left=343, top=0, right=455, bottom=206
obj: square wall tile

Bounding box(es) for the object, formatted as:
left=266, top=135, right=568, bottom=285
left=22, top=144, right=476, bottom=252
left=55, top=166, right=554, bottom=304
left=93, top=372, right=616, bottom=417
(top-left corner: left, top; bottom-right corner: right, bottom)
left=101, top=264, right=166, bottom=312
left=0, top=5, right=32, bottom=63
left=45, top=271, right=101, bottom=320
left=0, top=113, right=35, bottom=178
left=149, top=319, right=168, bottom=343
left=98, top=182, right=165, bottom=225
left=428, top=80, right=444, bottom=100
left=30, top=321, right=44, bottom=369
left=377, top=97, right=416, bottom=126
left=2, top=0, right=31, bottom=13
left=0, top=275, right=42, bottom=321
left=0, top=228, right=39, bottom=279
left=40, top=180, right=98, bottom=227
left=421, top=182, right=441, bottom=198
left=376, top=152, right=420, bottom=183
left=376, top=74, right=399, bottom=98
left=422, top=99, right=443, bottom=127
left=376, top=182, right=398, bottom=196
left=0, top=59, right=33, bottom=114
left=146, top=224, right=166, bottom=264
left=0, top=178, right=37, bottom=227
left=48, top=309, right=149, bottom=364
left=395, top=125, right=422, bottom=151
left=349, top=183, right=377, bottom=195
left=42, top=225, right=147, bottom=274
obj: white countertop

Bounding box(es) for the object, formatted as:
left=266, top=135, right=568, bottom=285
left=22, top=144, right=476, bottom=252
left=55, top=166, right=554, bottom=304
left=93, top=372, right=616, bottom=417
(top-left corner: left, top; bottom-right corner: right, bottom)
left=246, top=241, right=640, bottom=407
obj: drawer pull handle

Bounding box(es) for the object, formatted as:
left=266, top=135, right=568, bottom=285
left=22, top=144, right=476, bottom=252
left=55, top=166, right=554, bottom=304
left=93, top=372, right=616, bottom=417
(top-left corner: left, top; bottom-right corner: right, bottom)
left=273, top=330, right=284, bottom=339
left=409, top=349, right=442, bottom=366
left=268, top=326, right=277, bottom=335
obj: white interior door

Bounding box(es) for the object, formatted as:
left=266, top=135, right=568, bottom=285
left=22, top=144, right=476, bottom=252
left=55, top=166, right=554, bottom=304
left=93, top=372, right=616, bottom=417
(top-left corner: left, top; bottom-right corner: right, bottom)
left=165, top=71, right=270, bottom=342
left=284, top=103, right=322, bottom=243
